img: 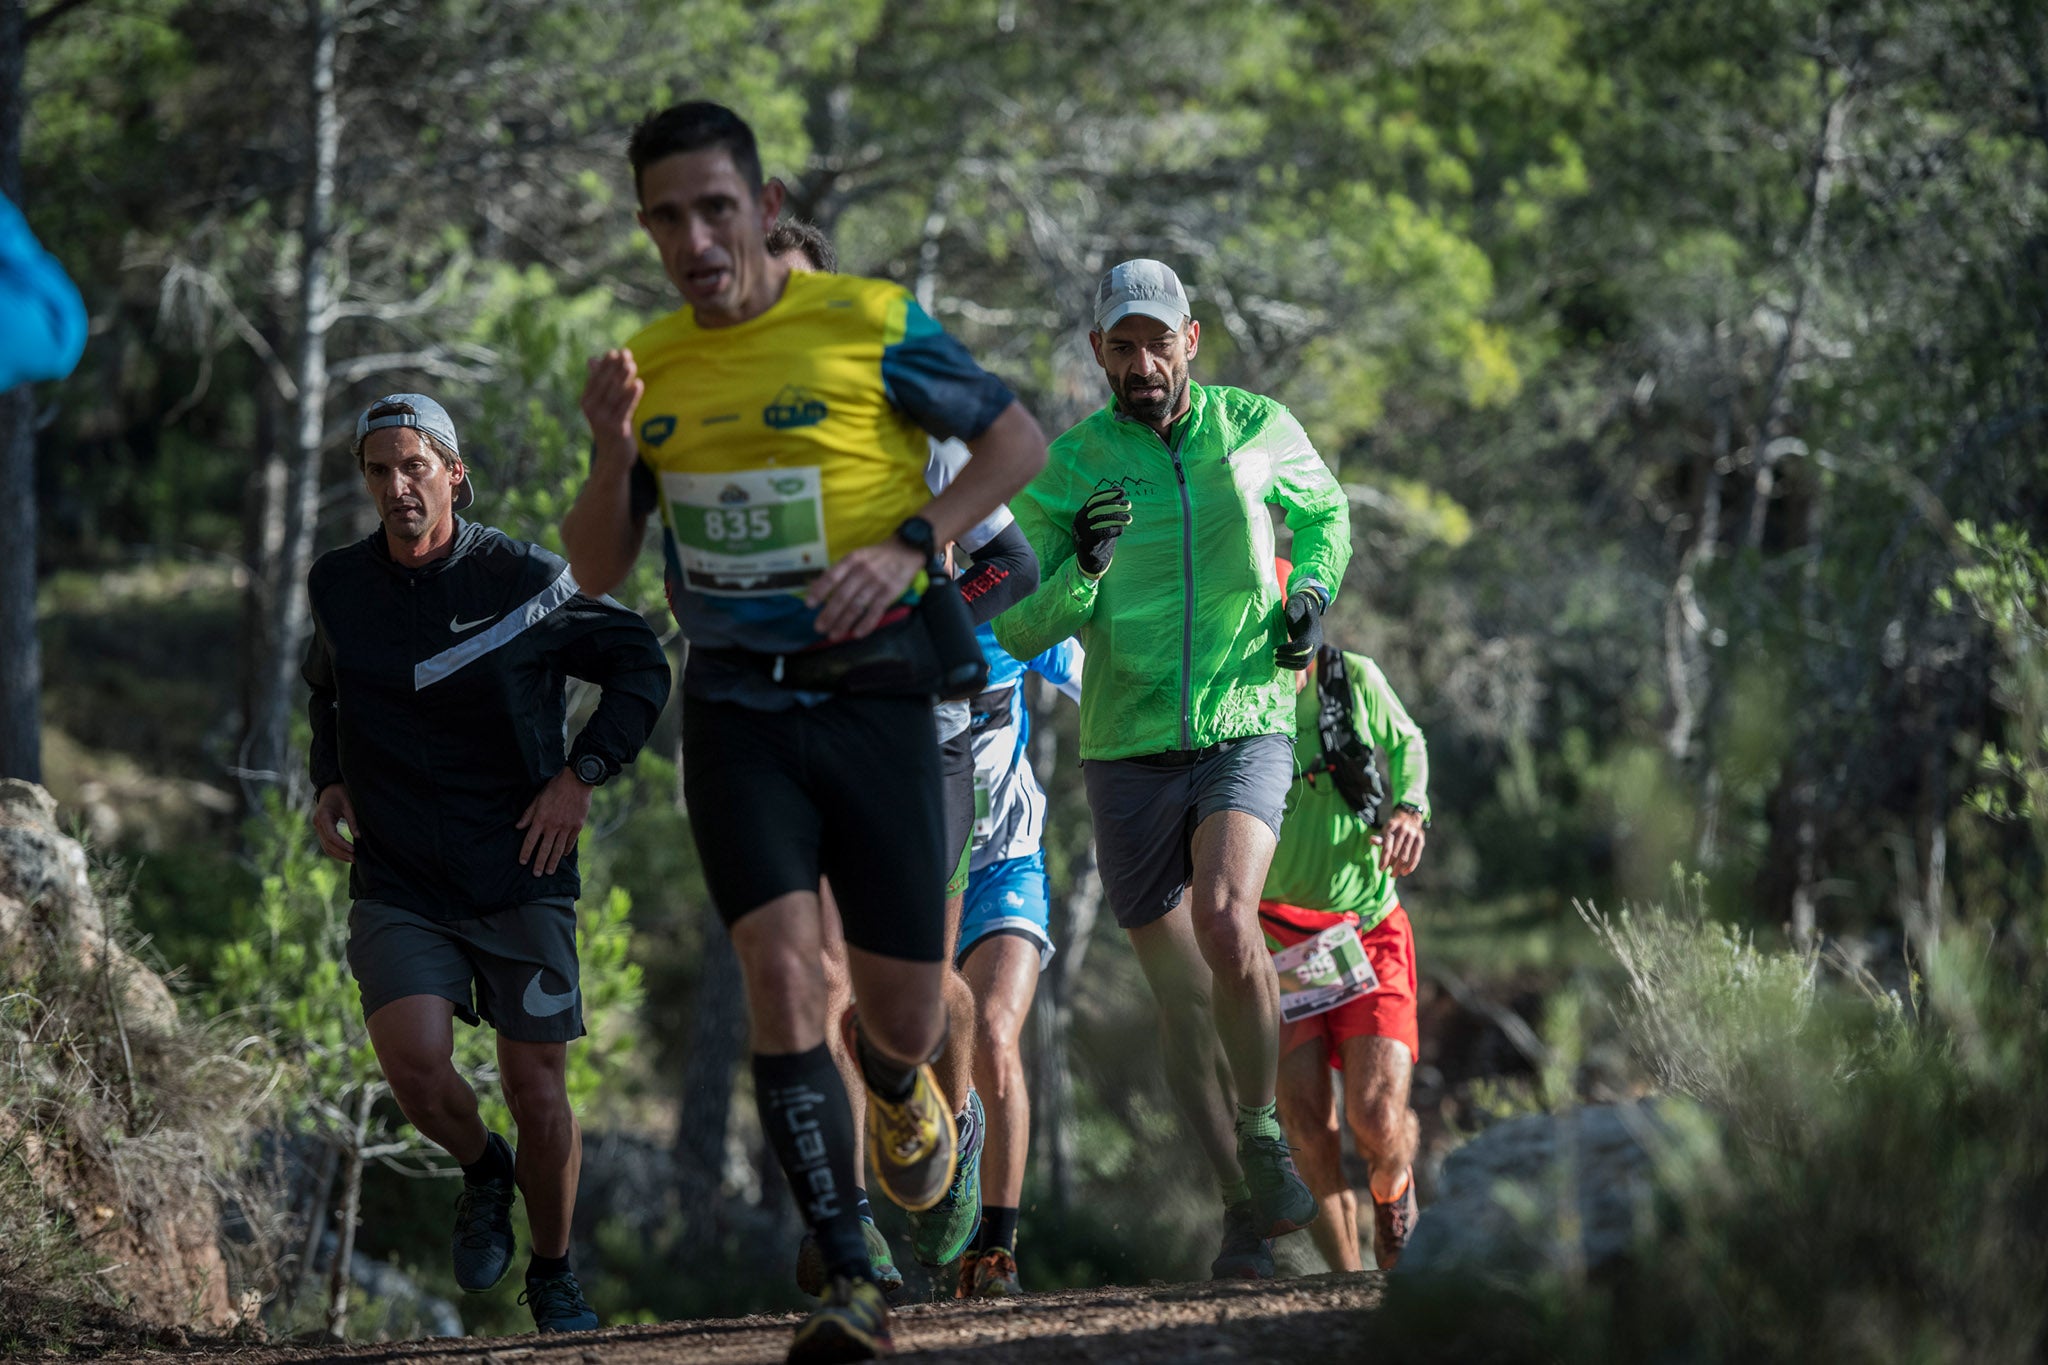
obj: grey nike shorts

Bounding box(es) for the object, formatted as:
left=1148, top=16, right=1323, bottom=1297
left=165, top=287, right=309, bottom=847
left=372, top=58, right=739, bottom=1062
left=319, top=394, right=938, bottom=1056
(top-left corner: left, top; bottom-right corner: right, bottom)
left=1082, top=732, right=1295, bottom=933
left=346, top=897, right=584, bottom=1044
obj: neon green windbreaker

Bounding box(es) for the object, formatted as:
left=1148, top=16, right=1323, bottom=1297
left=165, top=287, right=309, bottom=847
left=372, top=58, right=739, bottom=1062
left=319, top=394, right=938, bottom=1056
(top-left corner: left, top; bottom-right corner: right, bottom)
left=993, top=384, right=1352, bottom=761
left=1262, top=651, right=1431, bottom=934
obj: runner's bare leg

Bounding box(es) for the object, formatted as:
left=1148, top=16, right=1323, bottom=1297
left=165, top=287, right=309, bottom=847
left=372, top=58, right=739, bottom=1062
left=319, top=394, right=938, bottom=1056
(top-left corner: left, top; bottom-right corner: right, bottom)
left=819, top=881, right=865, bottom=1174
left=1127, top=906, right=1245, bottom=1190
left=1186, top=810, right=1283, bottom=1107
left=1277, top=1037, right=1361, bottom=1271
left=962, top=934, right=1042, bottom=1210
left=1339, top=1034, right=1419, bottom=1201
left=498, top=1037, right=579, bottom=1258
left=367, top=995, right=488, bottom=1163
left=936, top=892, right=979, bottom=1114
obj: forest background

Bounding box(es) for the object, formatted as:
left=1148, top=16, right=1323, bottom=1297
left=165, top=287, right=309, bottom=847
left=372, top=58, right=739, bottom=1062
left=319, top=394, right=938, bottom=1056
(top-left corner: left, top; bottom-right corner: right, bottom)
left=3, top=0, right=2047, bottom=1350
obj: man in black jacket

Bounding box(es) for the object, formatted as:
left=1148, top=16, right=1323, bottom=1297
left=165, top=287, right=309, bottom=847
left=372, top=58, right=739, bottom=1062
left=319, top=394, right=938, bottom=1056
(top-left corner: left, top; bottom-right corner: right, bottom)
left=303, top=393, right=669, bottom=1334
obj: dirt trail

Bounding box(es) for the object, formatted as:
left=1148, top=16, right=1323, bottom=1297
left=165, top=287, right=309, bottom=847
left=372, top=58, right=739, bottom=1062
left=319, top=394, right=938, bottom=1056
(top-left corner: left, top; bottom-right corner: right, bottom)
left=121, top=1274, right=1382, bottom=1365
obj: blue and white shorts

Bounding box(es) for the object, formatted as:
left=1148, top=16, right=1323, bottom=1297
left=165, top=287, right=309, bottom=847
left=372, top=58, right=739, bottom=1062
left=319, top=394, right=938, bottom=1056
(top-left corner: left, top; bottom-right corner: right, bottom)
left=957, top=849, right=1055, bottom=970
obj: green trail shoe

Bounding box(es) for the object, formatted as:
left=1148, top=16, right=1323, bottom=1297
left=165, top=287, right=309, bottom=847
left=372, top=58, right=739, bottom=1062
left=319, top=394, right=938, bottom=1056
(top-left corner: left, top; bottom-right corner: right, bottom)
left=796, top=1218, right=904, bottom=1300
left=788, top=1275, right=893, bottom=1363
left=519, top=1271, right=599, bottom=1333
left=864, top=1063, right=957, bottom=1213
left=1238, top=1131, right=1317, bottom=1237
left=907, top=1089, right=983, bottom=1268
left=1210, top=1199, right=1276, bottom=1280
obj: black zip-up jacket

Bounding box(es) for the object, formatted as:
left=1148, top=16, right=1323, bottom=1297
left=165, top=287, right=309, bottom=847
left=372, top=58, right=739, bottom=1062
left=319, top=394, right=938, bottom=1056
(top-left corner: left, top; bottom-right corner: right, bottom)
left=303, top=519, right=671, bottom=919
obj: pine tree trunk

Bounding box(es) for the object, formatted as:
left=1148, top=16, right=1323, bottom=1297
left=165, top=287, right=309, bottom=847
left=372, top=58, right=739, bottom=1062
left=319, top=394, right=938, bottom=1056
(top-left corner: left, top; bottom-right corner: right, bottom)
left=673, top=922, right=746, bottom=1222
left=0, top=1, right=41, bottom=782
left=290, top=1138, right=339, bottom=1313
left=324, top=1088, right=373, bottom=1340
left=236, top=361, right=288, bottom=813
left=245, top=0, right=340, bottom=801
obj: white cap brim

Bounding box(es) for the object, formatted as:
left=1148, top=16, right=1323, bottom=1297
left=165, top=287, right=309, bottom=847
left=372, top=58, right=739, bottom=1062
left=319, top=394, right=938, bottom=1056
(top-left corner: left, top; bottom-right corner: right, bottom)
left=1097, top=298, right=1189, bottom=332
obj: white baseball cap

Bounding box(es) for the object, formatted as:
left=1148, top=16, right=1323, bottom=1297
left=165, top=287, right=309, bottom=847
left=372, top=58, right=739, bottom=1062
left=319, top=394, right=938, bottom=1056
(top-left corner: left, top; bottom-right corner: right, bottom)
left=1093, top=258, right=1191, bottom=332
left=353, top=393, right=474, bottom=511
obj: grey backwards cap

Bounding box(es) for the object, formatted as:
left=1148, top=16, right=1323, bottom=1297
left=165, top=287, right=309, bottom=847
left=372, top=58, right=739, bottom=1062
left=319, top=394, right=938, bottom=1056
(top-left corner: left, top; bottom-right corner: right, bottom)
left=353, top=393, right=473, bottom=511
left=1093, top=258, right=1191, bottom=332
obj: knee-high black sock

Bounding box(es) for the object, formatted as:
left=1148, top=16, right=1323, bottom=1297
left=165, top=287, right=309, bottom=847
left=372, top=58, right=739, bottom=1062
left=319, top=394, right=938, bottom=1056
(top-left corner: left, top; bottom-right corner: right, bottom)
left=855, top=1030, right=916, bottom=1102
left=753, top=1046, right=869, bottom=1280
left=977, top=1205, right=1020, bottom=1255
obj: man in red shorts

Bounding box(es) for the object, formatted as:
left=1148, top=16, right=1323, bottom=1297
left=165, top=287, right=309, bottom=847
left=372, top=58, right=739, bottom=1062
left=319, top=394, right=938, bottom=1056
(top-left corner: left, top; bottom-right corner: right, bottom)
left=1255, top=561, right=1430, bottom=1274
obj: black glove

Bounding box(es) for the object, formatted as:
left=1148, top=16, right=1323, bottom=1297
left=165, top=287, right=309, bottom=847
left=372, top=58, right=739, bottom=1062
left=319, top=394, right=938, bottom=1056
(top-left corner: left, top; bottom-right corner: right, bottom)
left=1073, top=484, right=1133, bottom=578
left=1277, top=588, right=1324, bottom=670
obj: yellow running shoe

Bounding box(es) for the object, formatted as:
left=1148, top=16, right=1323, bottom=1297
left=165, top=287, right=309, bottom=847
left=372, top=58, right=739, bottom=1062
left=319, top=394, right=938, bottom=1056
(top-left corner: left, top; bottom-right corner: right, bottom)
left=863, top=1063, right=958, bottom=1213
left=788, top=1275, right=893, bottom=1363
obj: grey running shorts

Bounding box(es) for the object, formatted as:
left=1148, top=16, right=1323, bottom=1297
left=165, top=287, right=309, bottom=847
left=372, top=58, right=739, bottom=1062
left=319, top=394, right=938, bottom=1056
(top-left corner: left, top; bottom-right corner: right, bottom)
left=347, top=897, right=585, bottom=1044
left=1082, top=733, right=1295, bottom=932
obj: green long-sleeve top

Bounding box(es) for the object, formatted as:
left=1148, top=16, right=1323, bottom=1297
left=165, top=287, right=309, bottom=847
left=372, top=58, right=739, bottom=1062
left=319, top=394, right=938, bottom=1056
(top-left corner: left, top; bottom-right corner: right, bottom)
left=1262, top=650, right=1430, bottom=933
left=993, top=384, right=1352, bottom=760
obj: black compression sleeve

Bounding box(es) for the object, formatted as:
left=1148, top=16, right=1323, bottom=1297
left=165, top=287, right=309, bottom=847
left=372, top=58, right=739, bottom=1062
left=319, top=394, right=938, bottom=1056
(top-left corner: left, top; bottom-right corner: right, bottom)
left=956, top=521, right=1040, bottom=627
left=754, top=1047, right=869, bottom=1280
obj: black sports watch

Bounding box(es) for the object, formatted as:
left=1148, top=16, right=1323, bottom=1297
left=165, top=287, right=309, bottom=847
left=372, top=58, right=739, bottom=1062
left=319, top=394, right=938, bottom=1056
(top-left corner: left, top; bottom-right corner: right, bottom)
left=573, top=753, right=609, bottom=787
left=1393, top=801, right=1429, bottom=829
left=893, top=515, right=938, bottom=561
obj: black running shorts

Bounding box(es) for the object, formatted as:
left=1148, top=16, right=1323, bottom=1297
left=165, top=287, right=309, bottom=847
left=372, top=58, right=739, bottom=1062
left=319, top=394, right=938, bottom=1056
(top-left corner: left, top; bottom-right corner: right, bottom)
left=346, top=896, right=584, bottom=1043
left=1083, top=732, right=1295, bottom=932
left=683, top=693, right=948, bottom=963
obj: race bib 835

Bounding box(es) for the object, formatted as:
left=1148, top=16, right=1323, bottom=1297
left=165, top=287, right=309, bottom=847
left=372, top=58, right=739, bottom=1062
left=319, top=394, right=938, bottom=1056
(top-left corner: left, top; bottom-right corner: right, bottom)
left=663, top=467, right=828, bottom=596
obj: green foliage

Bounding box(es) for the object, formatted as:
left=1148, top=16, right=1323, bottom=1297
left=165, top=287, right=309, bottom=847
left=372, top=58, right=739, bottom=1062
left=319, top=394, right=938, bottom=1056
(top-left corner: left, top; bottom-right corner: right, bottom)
left=1945, top=521, right=2048, bottom=829
left=1378, top=890, right=2048, bottom=1363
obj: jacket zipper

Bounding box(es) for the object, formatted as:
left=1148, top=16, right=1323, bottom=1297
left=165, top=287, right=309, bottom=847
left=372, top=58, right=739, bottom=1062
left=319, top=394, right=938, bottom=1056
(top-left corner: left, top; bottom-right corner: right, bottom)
left=1165, top=422, right=1195, bottom=752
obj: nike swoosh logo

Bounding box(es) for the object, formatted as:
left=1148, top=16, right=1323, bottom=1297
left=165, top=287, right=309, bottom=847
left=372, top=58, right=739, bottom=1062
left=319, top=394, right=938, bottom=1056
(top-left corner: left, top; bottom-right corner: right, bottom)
left=523, top=970, right=578, bottom=1018
left=449, top=614, right=495, bottom=633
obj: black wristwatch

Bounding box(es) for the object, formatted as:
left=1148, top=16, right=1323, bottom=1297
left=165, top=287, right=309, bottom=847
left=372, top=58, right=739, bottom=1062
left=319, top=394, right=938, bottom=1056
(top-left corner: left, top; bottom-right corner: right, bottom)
left=1394, top=801, right=1429, bottom=828
left=893, top=515, right=938, bottom=561
left=574, top=753, right=609, bottom=787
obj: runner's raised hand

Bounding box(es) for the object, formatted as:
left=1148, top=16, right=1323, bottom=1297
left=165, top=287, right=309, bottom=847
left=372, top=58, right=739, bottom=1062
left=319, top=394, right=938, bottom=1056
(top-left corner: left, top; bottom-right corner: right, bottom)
left=580, top=349, right=644, bottom=471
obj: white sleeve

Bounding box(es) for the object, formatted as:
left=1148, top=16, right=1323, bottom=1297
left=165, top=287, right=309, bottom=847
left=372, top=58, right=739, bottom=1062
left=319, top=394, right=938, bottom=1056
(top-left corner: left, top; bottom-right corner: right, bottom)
left=926, top=436, right=1014, bottom=554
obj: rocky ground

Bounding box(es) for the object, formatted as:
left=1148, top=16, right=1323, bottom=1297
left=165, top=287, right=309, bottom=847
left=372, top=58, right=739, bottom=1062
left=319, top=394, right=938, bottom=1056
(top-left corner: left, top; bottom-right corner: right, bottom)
left=89, top=1273, right=1381, bottom=1365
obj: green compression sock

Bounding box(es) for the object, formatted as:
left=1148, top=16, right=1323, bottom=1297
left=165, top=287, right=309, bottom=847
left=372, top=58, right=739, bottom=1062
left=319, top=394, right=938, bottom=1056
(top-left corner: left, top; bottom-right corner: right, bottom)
left=1235, top=1101, right=1284, bottom=1143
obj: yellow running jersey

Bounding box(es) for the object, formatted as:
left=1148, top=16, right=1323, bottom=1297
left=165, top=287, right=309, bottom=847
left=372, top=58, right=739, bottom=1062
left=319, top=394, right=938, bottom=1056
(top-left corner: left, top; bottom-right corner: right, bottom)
left=623, top=270, right=1013, bottom=702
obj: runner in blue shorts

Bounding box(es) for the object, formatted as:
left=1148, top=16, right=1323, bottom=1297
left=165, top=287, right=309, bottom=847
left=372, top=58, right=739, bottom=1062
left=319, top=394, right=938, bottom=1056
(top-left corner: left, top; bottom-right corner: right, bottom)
left=952, top=622, right=1081, bottom=1297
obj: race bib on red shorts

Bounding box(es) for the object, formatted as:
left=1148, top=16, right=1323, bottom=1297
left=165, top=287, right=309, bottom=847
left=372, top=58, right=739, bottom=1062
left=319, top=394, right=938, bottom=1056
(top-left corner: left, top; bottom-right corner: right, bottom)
left=1262, top=904, right=1381, bottom=1024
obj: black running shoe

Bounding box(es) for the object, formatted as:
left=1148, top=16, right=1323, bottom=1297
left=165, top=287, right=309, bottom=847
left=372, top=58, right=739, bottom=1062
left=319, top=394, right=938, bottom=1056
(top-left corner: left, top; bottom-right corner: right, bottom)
left=1210, top=1199, right=1276, bottom=1280
left=519, top=1271, right=599, bottom=1332
left=450, top=1137, right=517, bottom=1292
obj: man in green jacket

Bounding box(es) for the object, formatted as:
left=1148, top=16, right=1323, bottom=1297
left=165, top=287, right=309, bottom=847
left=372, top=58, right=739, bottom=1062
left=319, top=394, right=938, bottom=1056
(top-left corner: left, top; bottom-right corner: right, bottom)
left=993, top=259, right=1352, bottom=1275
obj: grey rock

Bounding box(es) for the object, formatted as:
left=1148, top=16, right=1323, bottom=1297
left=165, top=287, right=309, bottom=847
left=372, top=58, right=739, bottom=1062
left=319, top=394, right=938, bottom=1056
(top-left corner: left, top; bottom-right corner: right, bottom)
left=1397, top=1101, right=1665, bottom=1280
left=312, top=1233, right=465, bottom=1339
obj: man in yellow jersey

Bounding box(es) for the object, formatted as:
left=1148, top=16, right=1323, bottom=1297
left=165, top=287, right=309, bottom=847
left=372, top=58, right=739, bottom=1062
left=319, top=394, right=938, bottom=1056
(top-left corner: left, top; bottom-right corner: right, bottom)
left=559, top=102, right=1046, bottom=1363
